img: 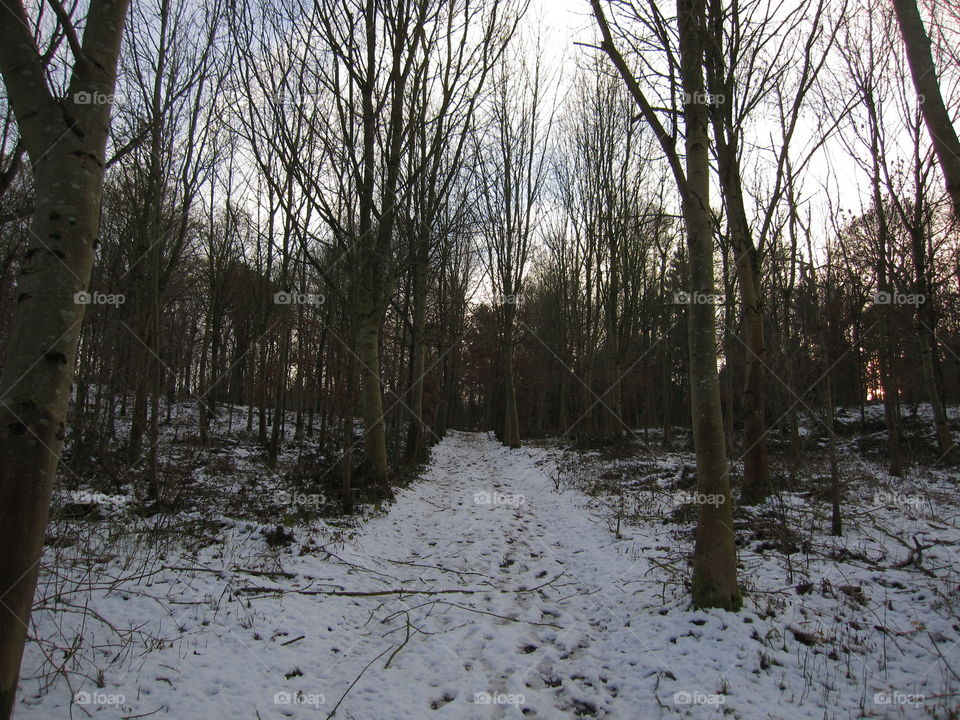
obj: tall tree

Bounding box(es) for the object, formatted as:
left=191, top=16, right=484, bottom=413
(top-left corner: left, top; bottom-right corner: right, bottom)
left=591, top=0, right=740, bottom=610
left=892, top=0, right=960, bottom=216
left=0, top=0, right=131, bottom=714
left=476, top=42, right=554, bottom=449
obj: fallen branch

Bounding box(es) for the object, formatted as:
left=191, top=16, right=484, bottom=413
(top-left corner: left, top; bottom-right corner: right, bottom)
left=236, top=586, right=480, bottom=597
left=236, top=572, right=566, bottom=598
left=892, top=535, right=936, bottom=576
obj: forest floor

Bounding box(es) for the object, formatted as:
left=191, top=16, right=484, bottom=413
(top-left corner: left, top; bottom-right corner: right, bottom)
left=15, top=423, right=960, bottom=719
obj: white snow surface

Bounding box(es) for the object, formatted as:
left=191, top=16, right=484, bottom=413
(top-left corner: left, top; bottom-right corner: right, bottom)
left=17, top=430, right=960, bottom=719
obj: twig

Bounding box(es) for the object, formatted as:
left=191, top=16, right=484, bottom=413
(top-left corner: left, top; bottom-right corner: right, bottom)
left=120, top=706, right=166, bottom=719
left=384, top=614, right=412, bottom=669
left=437, top=601, right=563, bottom=629
left=325, top=646, right=392, bottom=719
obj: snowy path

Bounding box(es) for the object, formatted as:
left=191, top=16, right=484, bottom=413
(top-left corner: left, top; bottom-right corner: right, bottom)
left=21, top=430, right=953, bottom=719
left=286, top=430, right=655, bottom=719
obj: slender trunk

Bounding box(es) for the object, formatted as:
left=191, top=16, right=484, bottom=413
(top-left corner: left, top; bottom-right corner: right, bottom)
left=917, top=307, right=955, bottom=462
left=257, top=337, right=268, bottom=443
left=708, top=113, right=769, bottom=504
left=404, top=242, right=428, bottom=463
left=721, top=245, right=735, bottom=456
left=268, top=305, right=290, bottom=464
left=826, top=366, right=842, bottom=537
left=502, top=354, right=521, bottom=448
left=908, top=222, right=956, bottom=463
left=501, top=305, right=521, bottom=448
left=198, top=313, right=211, bottom=445
left=678, top=0, right=740, bottom=611
left=129, top=323, right=149, bottom=463
left=358, top=308, right=389, bottom=481
left=879, top=309, right=903, bottom=476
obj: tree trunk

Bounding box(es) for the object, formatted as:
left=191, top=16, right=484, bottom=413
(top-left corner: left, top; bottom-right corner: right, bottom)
left=908, top=222, right=956, bottom=464
left=707, top=94, right=770, bottom=505
left=826, top=363, right=842, bottom=537
left=892, top=0, right=960, bottom=217
left=358, top=306, right=389, bottom=481
left=501, top=304, right=521, bottom=448
left=404, top=240, right=428, bottom=463
left=268, top=303, right=290, bottom=464
left=677, top=0, right=741, bottom=611
left=0, top=0, right=130, bottom=712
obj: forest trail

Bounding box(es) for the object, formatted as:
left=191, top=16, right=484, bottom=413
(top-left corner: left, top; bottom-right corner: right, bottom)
left=313, top=430, right=652, bottom=718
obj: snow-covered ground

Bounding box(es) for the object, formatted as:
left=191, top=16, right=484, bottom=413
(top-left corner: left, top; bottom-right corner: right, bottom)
left=17, top=430, right=960, bottom=719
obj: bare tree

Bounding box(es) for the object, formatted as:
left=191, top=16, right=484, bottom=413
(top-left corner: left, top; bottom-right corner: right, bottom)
left=893, top=0, right=960, bottom=216
left=476, top=39, right=554, bottom=448
left=591, top=0, right=740, bottom=610
left=0, top=0, right=131, bottom=714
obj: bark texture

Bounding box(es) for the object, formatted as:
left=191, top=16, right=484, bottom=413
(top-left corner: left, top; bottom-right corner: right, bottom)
left=0, top=0, right=130, bottom=714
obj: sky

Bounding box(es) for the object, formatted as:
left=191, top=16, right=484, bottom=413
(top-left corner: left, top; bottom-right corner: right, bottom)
left=524, top=0, right=901, bottom=258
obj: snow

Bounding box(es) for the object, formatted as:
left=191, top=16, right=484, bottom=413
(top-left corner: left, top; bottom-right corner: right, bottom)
left=18, top=430, right=960, bottom=718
